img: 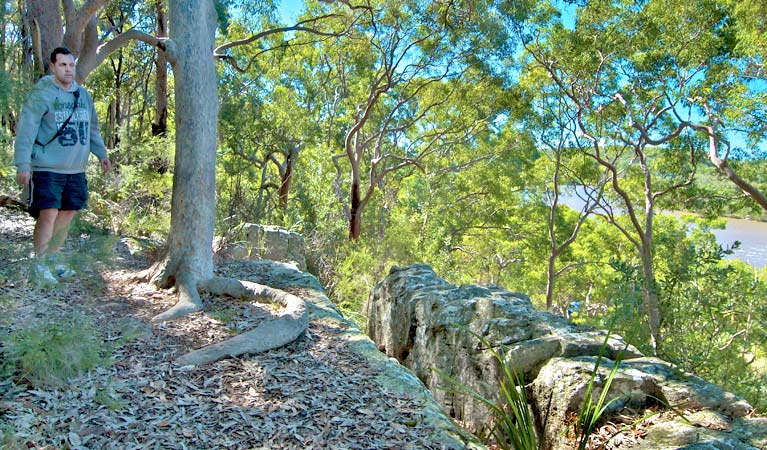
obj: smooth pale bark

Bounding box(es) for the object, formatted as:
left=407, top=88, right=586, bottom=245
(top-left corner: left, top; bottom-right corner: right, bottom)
left=691, top=123, right=767, bottom=214
left=148, top=0, right=308, bottom=364
left=149, top=0, right=218, bottom=321
left=176, top=278, right=308, bottom=366
left=640, top=242, right=660, bottom=350
left=23, top=0, right=165, bottom=83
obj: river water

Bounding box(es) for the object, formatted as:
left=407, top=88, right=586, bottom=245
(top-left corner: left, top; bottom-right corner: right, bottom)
left=710, top=217, right=767, bottom=269
left=558, top=193, right=767, bottom=268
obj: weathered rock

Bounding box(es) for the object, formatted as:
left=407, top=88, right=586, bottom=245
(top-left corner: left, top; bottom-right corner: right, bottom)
left=731, top=417, right=767, bottom=448
left=366, top=264, right=760, bottom=450
left=215, top=224, right=306, bottom=270
left=236, top=260, right=486, bottom=449
left=628, top=410, right=762, bottom=449
left=619, top=358, right=754, bottom=418
left=532, top=356, right=664, bottom=449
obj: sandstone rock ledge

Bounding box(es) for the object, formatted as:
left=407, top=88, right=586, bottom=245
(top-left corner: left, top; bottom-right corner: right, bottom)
left=245, top=260, right=486, bottom=449
left=365, top=264, right=767, bottom=450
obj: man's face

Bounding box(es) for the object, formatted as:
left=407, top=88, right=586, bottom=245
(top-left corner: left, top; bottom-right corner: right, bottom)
left=50, top=53, right=76, bottom=88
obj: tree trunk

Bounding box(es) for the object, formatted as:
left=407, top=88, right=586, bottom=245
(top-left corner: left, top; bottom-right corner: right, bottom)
left=349, top=180, right=362, bottom=240
left=148, top=2, right=308, bottom=362
left=107, top=57, right=123, bottom=147
left=107, top=100, right=117, bottom=147
left=148, top=0, right=218, bottom=321
left=152, top=0, right=168, bottom=136
left=278, top=144, right=297, bottom=221
left=164, top=0, right=218, bottom=272
left=708, top=152, right=767, bottom=213
left=22, top=0, right=113, bottom=83
left=639, top=242, right=660, bottom=353
left=545, top=251, right=557, bottom=310
left=25, top=0, right=62, bottom=76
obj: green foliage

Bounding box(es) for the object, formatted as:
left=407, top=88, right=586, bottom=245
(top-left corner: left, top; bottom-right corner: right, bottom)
left=87, top=136, right=174, bottom=237
left=94, top=381, right=125, bottom=411
left=572, top=214, right=767, bottom=411
left=1, top=312, right=110, bottom=388
left=488, top=352, right=540, bottom=450
left=208, top=307, right=238, bottom=325
left=330, top=244, right=376, bottom=324
left=0, top=139, right=18, bottom=191
left=316, top=222, right=435, bottom=321
left=0, top=425, right=26, bottom=450
left=436, top=334, right=540, bottom=450
left=659, top=253, right=767, bottom=411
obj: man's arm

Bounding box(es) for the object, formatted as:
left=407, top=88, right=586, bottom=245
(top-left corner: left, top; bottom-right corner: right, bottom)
left=16, top=171, right=30, bottom=186
left=86, top=90, right=109, bottom=163
left=14, top=88, right=47, bottom=177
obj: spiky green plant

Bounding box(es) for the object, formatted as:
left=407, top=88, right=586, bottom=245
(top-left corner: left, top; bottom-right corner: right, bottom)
left=436, top=328, right=635, bottom=450
left=436, top=332, right=540, bottom=450
left=574, top=332, right=625, bottom=450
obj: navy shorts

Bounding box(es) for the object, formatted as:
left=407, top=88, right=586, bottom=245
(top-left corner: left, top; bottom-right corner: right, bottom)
left=29, top=171, right=88, bottom=218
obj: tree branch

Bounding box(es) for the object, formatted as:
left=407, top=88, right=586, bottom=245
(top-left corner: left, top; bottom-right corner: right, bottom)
left=214, top=15, right=344, bottom=55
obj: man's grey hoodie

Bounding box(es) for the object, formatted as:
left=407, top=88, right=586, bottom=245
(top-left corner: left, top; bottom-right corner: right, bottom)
left=14, top=75, right=107, bottom=174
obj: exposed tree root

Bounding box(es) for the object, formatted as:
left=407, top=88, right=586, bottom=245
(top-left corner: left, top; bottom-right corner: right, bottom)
left=174, top=276, right=308, bottom=366
left=143, top=254, right=309, bottom=365
left=150, top=273, right=203, bottom=323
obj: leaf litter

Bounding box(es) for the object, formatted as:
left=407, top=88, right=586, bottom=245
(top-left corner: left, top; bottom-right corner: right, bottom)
left=0, top=208, right=458, bottom=450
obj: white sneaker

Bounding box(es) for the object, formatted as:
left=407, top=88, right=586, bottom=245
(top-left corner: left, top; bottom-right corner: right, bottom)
left=46, top=255, right=76, bottom=280
left=30, top=261, right=58, bottom=288
left=53, top=263, right=76, bottom=280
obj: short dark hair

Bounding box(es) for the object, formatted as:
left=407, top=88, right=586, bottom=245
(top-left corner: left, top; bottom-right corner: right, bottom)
left=50, top=47, right=72, bottom=64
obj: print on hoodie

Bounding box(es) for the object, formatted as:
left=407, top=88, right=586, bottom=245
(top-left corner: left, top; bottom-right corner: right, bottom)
left=54, top=94, right=84, bottom=146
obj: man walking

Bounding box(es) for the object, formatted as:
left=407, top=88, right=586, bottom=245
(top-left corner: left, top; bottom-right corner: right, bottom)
left=14, top=47, right=111, bottom=286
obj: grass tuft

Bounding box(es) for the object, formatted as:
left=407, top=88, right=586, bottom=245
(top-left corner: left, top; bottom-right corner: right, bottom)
left=1, top=311, right=111, bottom=388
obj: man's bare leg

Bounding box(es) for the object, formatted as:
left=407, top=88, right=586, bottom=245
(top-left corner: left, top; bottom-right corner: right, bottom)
left=30, top=208, right=64, bottom=286
left=48, top=210, right=76, bottom=254
left=33, top=208, right=59, bottom=257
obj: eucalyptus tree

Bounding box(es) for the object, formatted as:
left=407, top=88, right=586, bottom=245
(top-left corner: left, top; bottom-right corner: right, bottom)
left=315, top=0, right=510, bottom=240
left=18, top=0, right=354, bottom=358
left=144, top=2, right=350, bottom=350
left=216, top=21, right=334, bottom=227
left=20, top=0, right=166, bottom=82
left=519, top=64, right=610, bottom=310
left=687, top=0, right=767, bottom=214
left=517, top=0, right=722, bottom=352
